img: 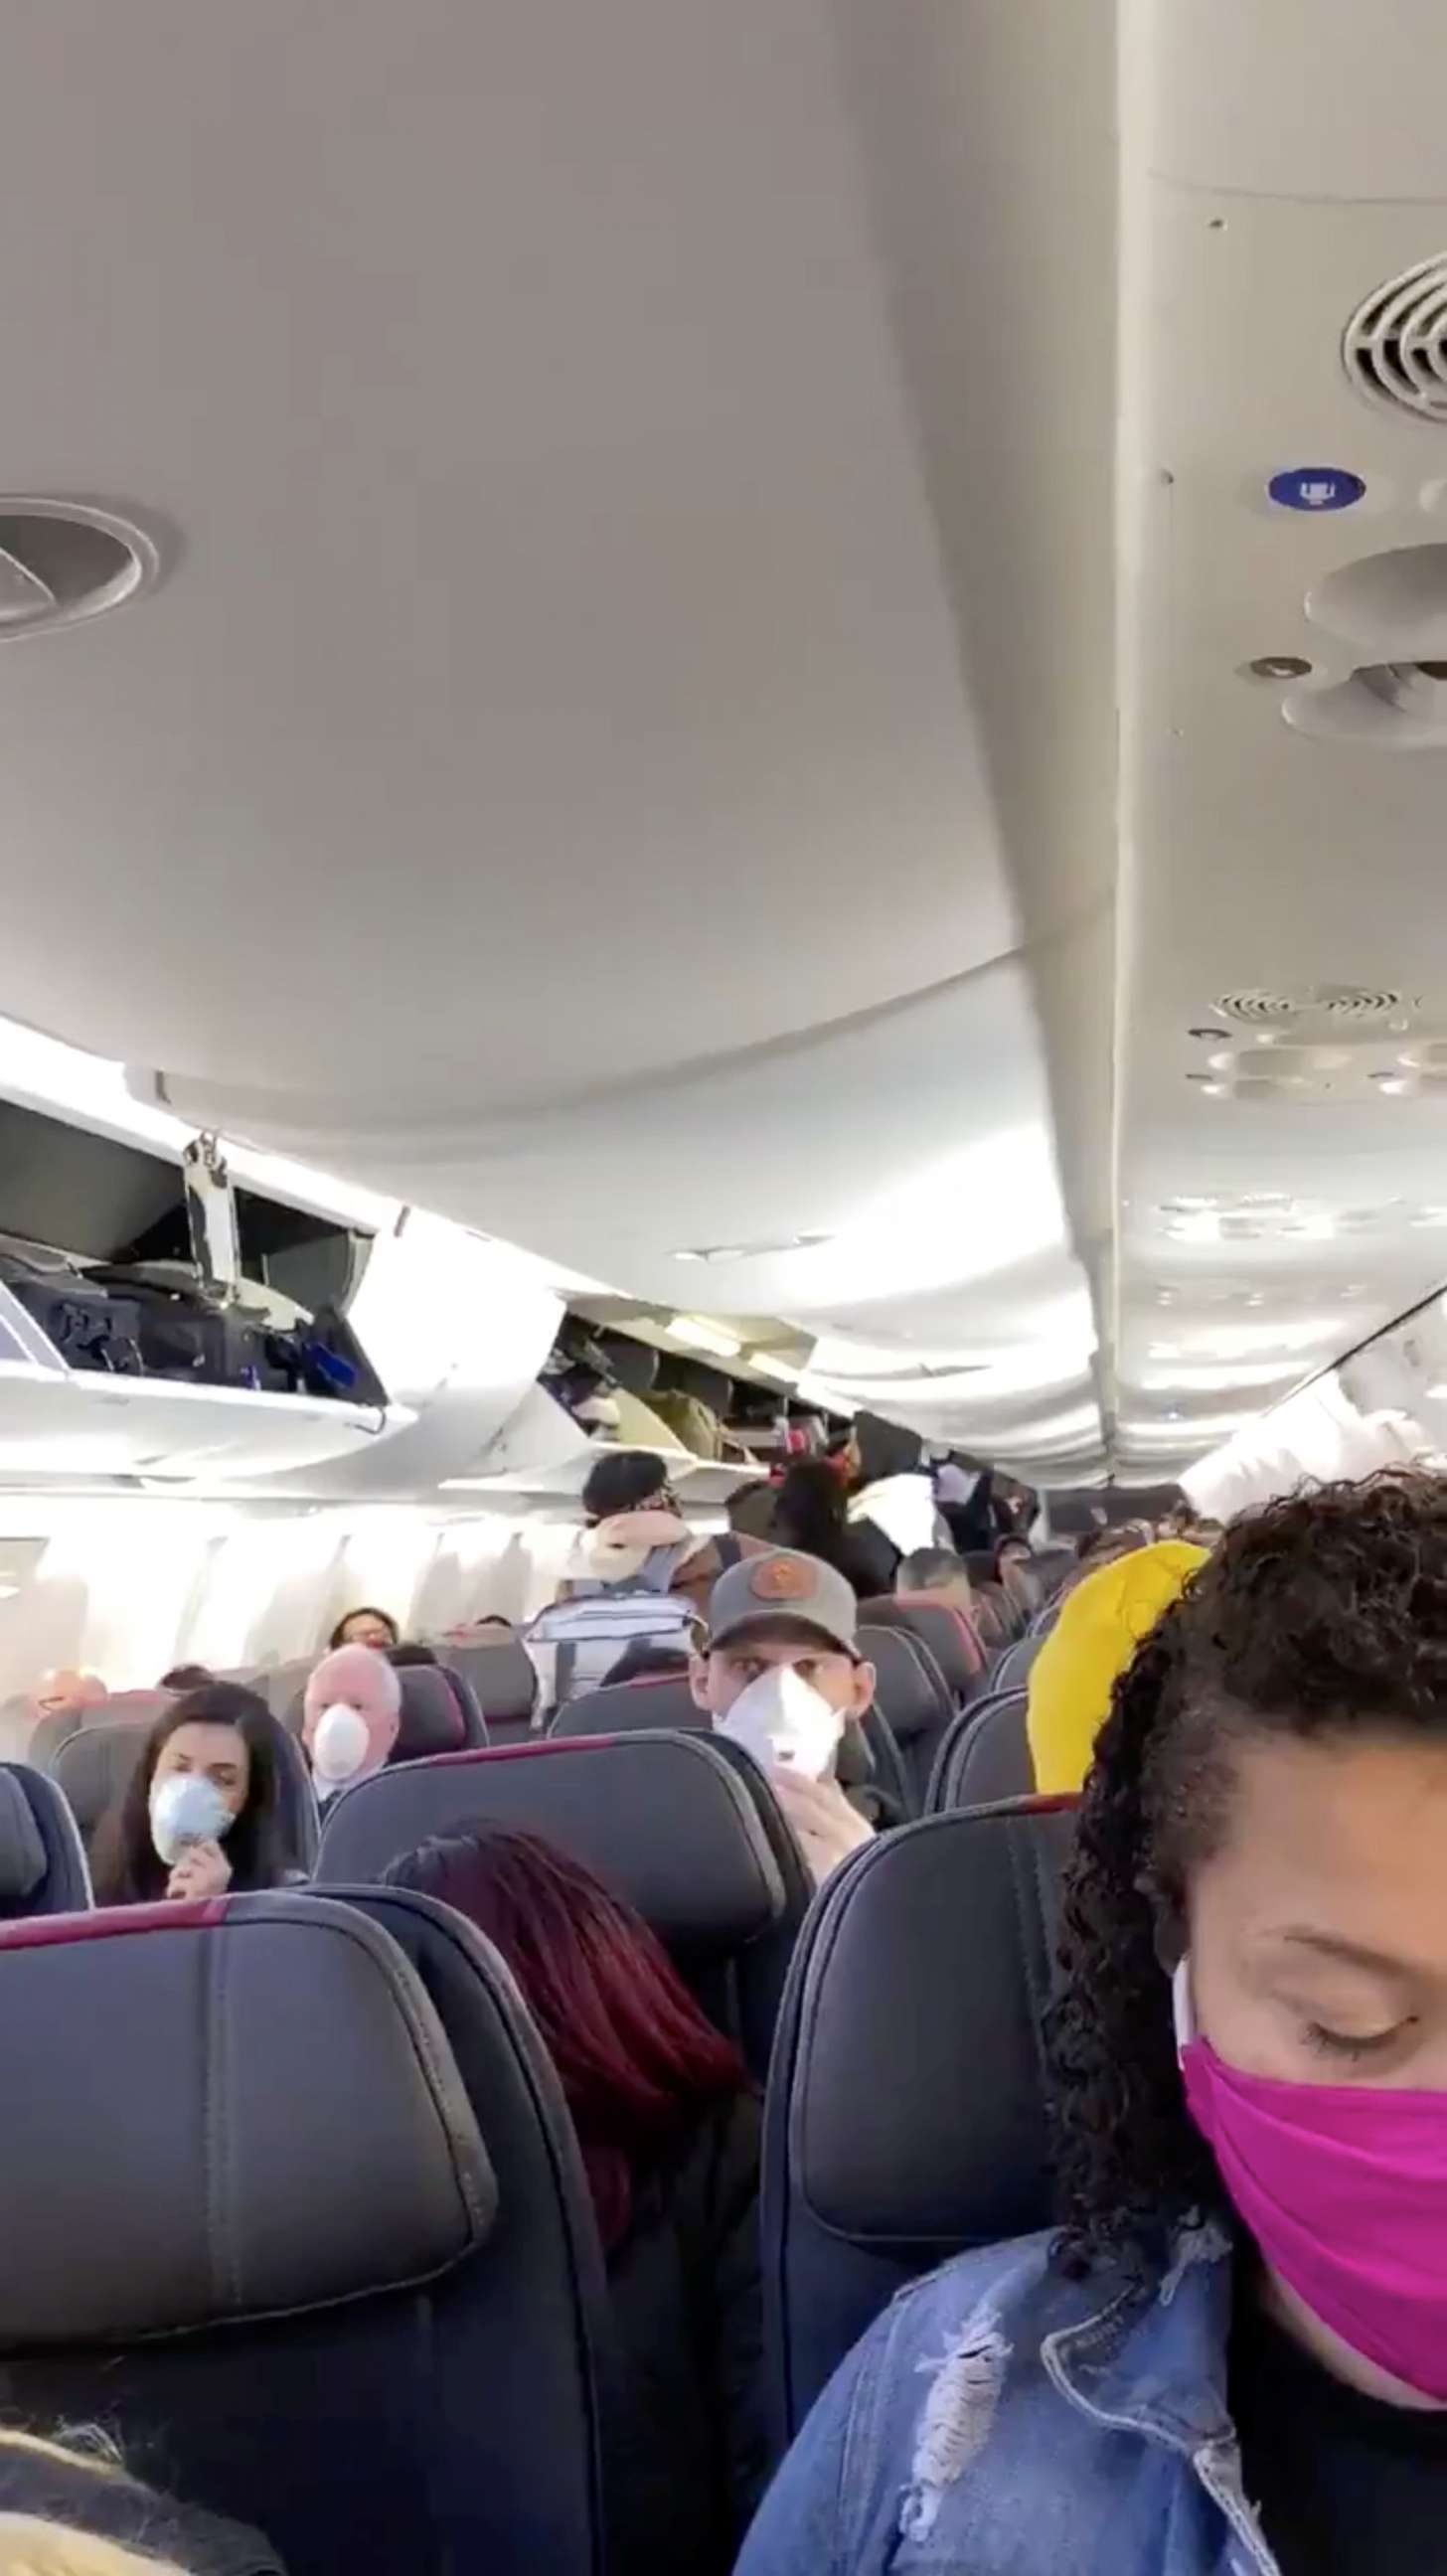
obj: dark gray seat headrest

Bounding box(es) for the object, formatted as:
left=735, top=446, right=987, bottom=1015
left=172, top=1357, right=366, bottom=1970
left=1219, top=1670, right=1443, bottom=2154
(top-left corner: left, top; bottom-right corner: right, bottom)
left=447, top=1642, right=539, bottom=1724
left=316, top=1735, right=786, bottom=1956
left=857, top=1627, right=948, bottom=1743
left=0, top=1895, right=495, bottom=2344
left=50, top=1722, right=148, bottom=1840
left=0, top=1771, right=47, bottom=1902
left=791, top=1802, right=1074, bottom=2244
left=395, top=1665, right=467, bottom=1759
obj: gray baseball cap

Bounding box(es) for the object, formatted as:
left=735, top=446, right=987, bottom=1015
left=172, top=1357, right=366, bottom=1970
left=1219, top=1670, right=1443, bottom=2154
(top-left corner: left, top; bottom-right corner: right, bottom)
left=707, top=1549, right=860, bottom=1659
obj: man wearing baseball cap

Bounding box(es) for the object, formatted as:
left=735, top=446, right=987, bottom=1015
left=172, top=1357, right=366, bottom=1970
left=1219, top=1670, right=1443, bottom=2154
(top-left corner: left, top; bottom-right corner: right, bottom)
left=690, top=1548, right=880, bottom=1885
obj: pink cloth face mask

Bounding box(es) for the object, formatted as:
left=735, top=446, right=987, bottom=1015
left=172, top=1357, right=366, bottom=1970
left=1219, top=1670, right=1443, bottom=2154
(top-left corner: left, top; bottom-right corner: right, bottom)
left=1174, top=1959, right=1447, bottom=2400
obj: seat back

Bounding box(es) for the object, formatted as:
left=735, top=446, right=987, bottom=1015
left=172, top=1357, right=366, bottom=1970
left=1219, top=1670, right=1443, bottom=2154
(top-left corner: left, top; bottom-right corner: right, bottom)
left=0, top=1893, right=604, bottom=2575
left=51, top=1714, right=321, bottom=1873
left=552, top=1675, right=909, bottom=1826
left=927, top=1689, right=1032, bottom=1812
left=315, top=1732, right=800, bottom=2077
left=969, top=1581, right=1020, bottom=1648
left=431, top=1660, right=490, bottom=1747
left=0, top=1762, right=91, bottom=1916
left=993, top=1627, right=1046, bottom=1695
left=856, top=1625, right=950, bottom=1816
left=550, top=1673, right=703, bottom=1737
left=256, top=1659, right=314, bottom=1719
left=27, top=1688, right=171, bottom=1775
left=394, top=1663, right=479, bottom=1758
left=764, top=1798, right=1075, bottom=2442
left=443, top=1638, right=541, bottom=1736
left=861, top=1596, right=987, bottom=1696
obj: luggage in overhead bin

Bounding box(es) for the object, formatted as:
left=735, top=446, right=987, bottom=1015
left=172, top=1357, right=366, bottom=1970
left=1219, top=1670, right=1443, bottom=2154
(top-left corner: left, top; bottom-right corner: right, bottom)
left=0, top=1244, right=385, bottom=1403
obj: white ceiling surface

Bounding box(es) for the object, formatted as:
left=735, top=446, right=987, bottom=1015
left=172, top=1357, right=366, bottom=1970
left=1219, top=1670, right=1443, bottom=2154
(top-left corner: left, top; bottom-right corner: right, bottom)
left=0, top=0, right=1118, bottom=1470
left=1112, top=0, right=1447, bottom=1475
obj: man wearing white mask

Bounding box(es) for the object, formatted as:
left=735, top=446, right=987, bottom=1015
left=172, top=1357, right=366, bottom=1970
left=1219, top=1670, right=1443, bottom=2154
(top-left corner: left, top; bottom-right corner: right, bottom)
left=691, top=1551, right=879, bottom=1887
left=301, top=1643, right=402, bottom=1802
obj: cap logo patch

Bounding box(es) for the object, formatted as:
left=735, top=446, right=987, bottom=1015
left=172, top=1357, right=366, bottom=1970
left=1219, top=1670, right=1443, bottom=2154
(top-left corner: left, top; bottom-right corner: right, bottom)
left=751, top=1556, right=814, bottom=1602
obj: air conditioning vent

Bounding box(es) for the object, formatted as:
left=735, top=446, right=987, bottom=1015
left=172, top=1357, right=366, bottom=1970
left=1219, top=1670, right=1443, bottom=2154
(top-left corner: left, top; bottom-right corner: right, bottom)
left=1214, top=985, right=1407, bottom=1028
left=1344, top=258, right=1447, bottom=424
left=0, top=501, right=161, bottom=638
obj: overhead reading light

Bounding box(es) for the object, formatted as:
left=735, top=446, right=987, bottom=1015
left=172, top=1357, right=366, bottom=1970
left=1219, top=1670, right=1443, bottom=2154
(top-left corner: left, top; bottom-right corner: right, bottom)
left=668, top=1317, right=742, bottom=1361
left=0, top=500, right=163, bottom=637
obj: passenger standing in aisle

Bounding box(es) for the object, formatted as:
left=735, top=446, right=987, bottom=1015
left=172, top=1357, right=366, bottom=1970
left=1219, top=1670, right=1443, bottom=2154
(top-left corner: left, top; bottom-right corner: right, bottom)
left=771, top=1459, right=897, bottom=1601
left=383, top=1825, right=767, bottom=2576
left=740, top=1475, right=1447, bottom=2575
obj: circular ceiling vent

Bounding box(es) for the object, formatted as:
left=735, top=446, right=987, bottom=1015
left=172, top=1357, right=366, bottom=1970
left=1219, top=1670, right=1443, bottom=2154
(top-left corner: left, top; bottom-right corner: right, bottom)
left=1213, top=984, right=1407, bottom=1028
left=1344, top=258, right=1447, bottom=424
left=0, top=500, right=161, bottom=638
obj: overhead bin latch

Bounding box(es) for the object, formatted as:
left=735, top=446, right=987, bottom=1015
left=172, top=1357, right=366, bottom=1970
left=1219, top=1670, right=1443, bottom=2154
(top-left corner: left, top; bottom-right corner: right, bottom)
left=183, top=1131, right=241, bottom=1296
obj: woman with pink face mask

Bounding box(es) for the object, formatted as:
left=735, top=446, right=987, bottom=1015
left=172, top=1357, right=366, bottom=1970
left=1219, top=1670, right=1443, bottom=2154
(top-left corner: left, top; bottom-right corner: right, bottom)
left=741, top=1474, right=1447, bottom=2576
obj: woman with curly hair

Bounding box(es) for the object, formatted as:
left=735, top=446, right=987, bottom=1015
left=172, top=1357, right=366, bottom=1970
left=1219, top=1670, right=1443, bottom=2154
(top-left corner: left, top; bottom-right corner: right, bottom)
left=740, top=1474, right=1447, bottom=2575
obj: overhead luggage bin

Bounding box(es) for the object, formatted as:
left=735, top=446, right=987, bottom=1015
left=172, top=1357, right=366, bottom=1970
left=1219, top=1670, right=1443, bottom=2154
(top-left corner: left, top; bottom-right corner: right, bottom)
left=0, top=1295, right=402, bottom=1484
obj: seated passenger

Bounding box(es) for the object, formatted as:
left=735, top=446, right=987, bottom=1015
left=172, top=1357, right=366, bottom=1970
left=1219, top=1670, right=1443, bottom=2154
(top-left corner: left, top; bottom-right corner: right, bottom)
left=0, top=2427, right=283, bottom=2573
left=895, top=1542, right=975, bottom=1613
left=328, top=1604, right=401, bottom=1651
left=159, top=1661, right=215, bottom=1690
left=35, top=1667, right=108, bottom=1719
left=741, top=1475, right=1447, bottom=2574
left=383, top=1825, right=766, bottom=2576
left=772, top=1459, right=896, bottom=1602
left=691, top=1551, right=878, bottom=1886
left=995, top=1533, right=1045, bottom=1621
left=301, top=1643, right=402, bottom=1801
left=1026, top=1537, right=1206, bottom=1792
left=90, top=1683, right=293, bottom=1905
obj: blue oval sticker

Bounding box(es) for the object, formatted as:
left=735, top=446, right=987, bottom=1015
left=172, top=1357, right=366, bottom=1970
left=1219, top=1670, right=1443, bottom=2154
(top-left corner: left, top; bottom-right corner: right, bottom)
left=1266, top=466, right=1366, bottom=513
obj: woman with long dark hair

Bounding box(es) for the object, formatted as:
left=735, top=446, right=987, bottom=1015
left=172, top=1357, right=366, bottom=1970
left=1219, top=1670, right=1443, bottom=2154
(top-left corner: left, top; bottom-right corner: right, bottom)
left=741, top=1475, right=1447, bottom=2574
left=383, top=1824, right=766, bottom=2575
left=90, top=1683, right=293, bottom=1906
left=772, top=1458, right=895, bottom=1599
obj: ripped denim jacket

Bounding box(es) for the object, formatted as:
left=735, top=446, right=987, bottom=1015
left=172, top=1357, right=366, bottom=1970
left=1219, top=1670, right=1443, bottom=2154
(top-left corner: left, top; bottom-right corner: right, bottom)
left=736, top=2225, right=1282, bottom=2576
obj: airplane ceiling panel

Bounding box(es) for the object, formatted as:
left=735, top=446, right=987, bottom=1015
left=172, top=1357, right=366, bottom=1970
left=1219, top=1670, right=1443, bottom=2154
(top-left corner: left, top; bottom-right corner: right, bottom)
left=1113, top=0, right=1447, bottom=1477
left=0, top=0, right=1119, bottom=1468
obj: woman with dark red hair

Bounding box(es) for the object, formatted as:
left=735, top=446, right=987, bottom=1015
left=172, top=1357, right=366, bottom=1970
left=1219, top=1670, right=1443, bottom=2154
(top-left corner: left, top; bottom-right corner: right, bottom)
left=382, top=1824, right=766, bottom=2576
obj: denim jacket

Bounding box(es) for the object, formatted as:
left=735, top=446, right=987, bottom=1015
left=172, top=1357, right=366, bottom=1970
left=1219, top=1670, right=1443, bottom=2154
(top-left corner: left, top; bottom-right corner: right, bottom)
left=737, top=2225, right=1283, bottom=2575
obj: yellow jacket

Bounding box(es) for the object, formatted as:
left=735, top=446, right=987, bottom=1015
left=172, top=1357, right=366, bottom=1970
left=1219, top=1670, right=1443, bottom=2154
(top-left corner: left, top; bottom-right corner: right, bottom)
left=1026, top=1541, right=1207, bottom=1794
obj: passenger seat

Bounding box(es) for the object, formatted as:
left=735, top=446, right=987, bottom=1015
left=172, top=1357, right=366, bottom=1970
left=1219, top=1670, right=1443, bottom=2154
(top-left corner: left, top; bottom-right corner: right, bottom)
left=440, top=1637, right=542, bottom=1741
left=0, top=1893, right=605, bottom=2574
left=927, top=1689, right=1033, bottom=1810
left=860, top=1596, right=988, bottom=1699
left=763, top=1797, right=1075, bottom=2443
left=314, top=1732, right=802, bottom=2077
left=856, top=1625, right=951, bottom=1816
left=50, top=1712, right=320, bottom=1873
left=551, top=1676, right=912, bottom=1831
left=27, top=1686, right=170, bottom=1775
left=0, top=1761, right=91, bottom=1916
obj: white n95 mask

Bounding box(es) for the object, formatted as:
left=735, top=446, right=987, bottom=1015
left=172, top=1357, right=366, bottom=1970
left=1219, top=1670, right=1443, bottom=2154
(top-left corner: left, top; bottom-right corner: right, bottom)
left=309, top=1700, right=372, bottom=1792
left=150, top=1773, right=237, bottom=1866
left=716, top=1663, right=845, bottom=1781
